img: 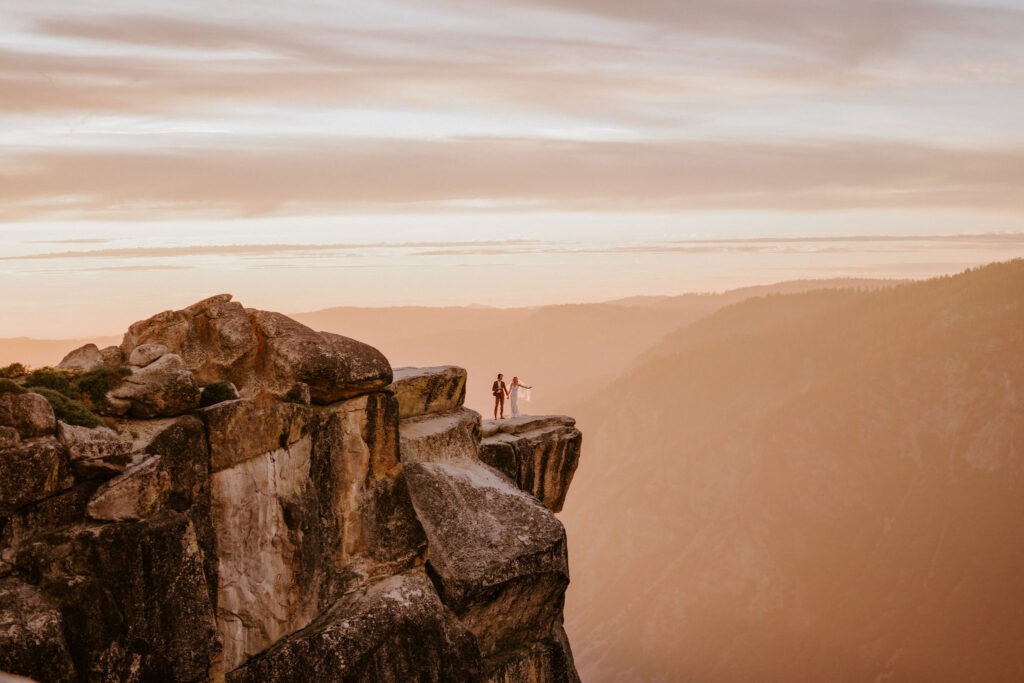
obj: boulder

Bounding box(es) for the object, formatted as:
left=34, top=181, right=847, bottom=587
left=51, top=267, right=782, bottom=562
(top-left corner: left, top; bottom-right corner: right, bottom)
left=480, top=416, right=582, bottom=512
left=107, top=353, right=200, bottom=418
left=226, top=570, right=482, bottom=683
left=0, top=577, right=76, bottom=683
left=247, top=311, right=391, bottom=403
left=0, top=393, right=55, bottom=439
left=0, top=438, right=74, bottom=514
left=55, top=343, right=102, bottom=371
left=389, top=366, right=467, bottom=419
left=404, top=459, right=569, bottom=658
left=55, top=344, right=123, bottom=371
left=319, top=331, right=394, bottom=398
left=121, top=294, right=257, bottom=386
left=128, top=343, right=169, bottom=367
left=0, top=427, right=18, bottom=449
left=398, top=408, right=482, bottom=465
left=86, top=455, right=170, bottom=522
left=57, top=422, right=132, bottom=478
left=118, top=296, right=393, bottom=404
left=98, top=345, right=124, bottom=366
left=199, top=398, right=310, bottom=472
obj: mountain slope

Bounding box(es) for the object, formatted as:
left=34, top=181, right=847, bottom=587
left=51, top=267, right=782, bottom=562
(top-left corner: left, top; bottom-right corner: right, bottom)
left=562, top=260, right=1024, bottom=681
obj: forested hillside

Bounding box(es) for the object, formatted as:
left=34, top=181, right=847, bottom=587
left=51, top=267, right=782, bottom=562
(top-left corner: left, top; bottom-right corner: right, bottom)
left=563, top=260, right=1024, bottom=681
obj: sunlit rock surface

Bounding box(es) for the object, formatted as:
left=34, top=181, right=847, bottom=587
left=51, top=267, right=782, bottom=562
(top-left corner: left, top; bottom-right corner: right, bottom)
left=0, top=296, right=582, bottom=682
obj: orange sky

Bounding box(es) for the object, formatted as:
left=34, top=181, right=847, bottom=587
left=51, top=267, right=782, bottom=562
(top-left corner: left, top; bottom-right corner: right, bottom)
left=2, top=0, right=1023, bottom=336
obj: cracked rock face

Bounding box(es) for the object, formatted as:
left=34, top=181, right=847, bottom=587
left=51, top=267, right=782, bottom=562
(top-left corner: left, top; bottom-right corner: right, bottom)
left=0, top=298, right=582, bottom=683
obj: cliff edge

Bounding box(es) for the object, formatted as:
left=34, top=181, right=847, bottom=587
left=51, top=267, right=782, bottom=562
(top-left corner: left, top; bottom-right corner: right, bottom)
left=0, top=295, right=582, bottom=682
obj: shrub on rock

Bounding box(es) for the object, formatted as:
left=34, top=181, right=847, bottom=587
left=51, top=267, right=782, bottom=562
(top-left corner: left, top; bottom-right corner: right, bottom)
left=73, top=366, right=132, bottom=409
left=0, top=379, right=26, bottom=395
left=199, top=381, right=238, bottom=408
left=0, top=362, right=26, bottom=379
left=24, top=368, right=74, bottom=395
left=25, top=387, right=103, bottom=428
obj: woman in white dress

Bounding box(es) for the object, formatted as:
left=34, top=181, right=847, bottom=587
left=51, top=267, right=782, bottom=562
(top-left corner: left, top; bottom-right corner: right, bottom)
left=509, top=376, right=532, bottom=418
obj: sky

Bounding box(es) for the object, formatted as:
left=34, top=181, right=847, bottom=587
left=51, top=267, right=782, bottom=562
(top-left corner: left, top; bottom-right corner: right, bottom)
left=2, top=0, right=1023, bottom=337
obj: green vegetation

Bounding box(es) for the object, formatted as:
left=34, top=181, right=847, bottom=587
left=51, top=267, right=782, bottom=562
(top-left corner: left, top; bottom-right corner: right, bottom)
left=25, top=367, right=74, bottom=394
left=0, top=378, right=27, bottom=395
left=0, top=362, right=131, bottom=427
left=74, top=366, right=133, bottom=406
left=22, top=366, right=130, bottom=411
left=0, top=363, right=26, bottom=378
left=27, top=387, right=103, bottom=428
left=199, top=381, right=237, bottom=408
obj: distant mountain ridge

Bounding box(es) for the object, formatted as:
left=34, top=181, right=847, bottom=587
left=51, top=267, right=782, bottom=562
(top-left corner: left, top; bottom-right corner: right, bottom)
left=1, top=278, right=894, bottom=417
left=561, top=259, right=1024, bottom=681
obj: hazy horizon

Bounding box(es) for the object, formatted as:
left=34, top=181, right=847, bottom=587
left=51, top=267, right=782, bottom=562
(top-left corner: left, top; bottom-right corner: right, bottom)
left=3, top=232, right=1024, bottom=338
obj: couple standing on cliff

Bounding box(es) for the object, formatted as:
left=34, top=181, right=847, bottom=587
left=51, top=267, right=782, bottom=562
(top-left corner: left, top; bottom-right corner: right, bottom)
left=492, top=373, right=532, bottom=419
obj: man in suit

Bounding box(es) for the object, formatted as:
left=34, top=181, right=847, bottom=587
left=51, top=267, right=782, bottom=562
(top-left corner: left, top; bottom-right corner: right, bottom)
left=492, top=373, right=509, bottom=419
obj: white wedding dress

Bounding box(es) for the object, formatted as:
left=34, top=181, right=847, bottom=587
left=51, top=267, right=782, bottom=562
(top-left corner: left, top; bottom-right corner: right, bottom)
left=509, top=383, right=531, bottom=417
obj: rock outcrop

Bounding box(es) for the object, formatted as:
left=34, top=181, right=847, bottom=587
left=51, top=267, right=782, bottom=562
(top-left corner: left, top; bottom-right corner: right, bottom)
left=0, top=297, right=583, bottom=682
left=481, top=416, right=582, bottom=512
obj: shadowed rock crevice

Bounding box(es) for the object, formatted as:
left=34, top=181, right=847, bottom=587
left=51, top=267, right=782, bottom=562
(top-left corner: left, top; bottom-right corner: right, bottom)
left=0, top=296, right=582, bottom=682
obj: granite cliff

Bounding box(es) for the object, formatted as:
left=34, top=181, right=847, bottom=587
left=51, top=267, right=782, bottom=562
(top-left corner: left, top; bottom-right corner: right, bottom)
left=0, top=295, right=582, bottom=682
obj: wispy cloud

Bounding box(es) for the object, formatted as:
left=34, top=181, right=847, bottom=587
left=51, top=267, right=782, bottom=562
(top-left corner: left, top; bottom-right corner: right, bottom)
left=12, top=233, right=1019, bottom=263
left=1, top=240, right=550, bottom=261
left=2, top=138, right=1021, bottom=220
left=479, top=0, right=1024, bottom=64
left=411, top=233, right=1024, bottom=257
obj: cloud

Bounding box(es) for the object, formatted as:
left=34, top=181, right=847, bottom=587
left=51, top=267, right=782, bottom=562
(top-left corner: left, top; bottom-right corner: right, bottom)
left=5, top=2, right=1019, bottom=120
left=469, top=0, right=1024, bottom=64
left=27, top=238, right=112, bottom=244
left=1, top=240, right=550, bottom=261
left=1, top=138, right=1022, bottom=220
left=10, top=233, right=1022, bottom=264
left=412, top=233, right=1024, bottom=256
